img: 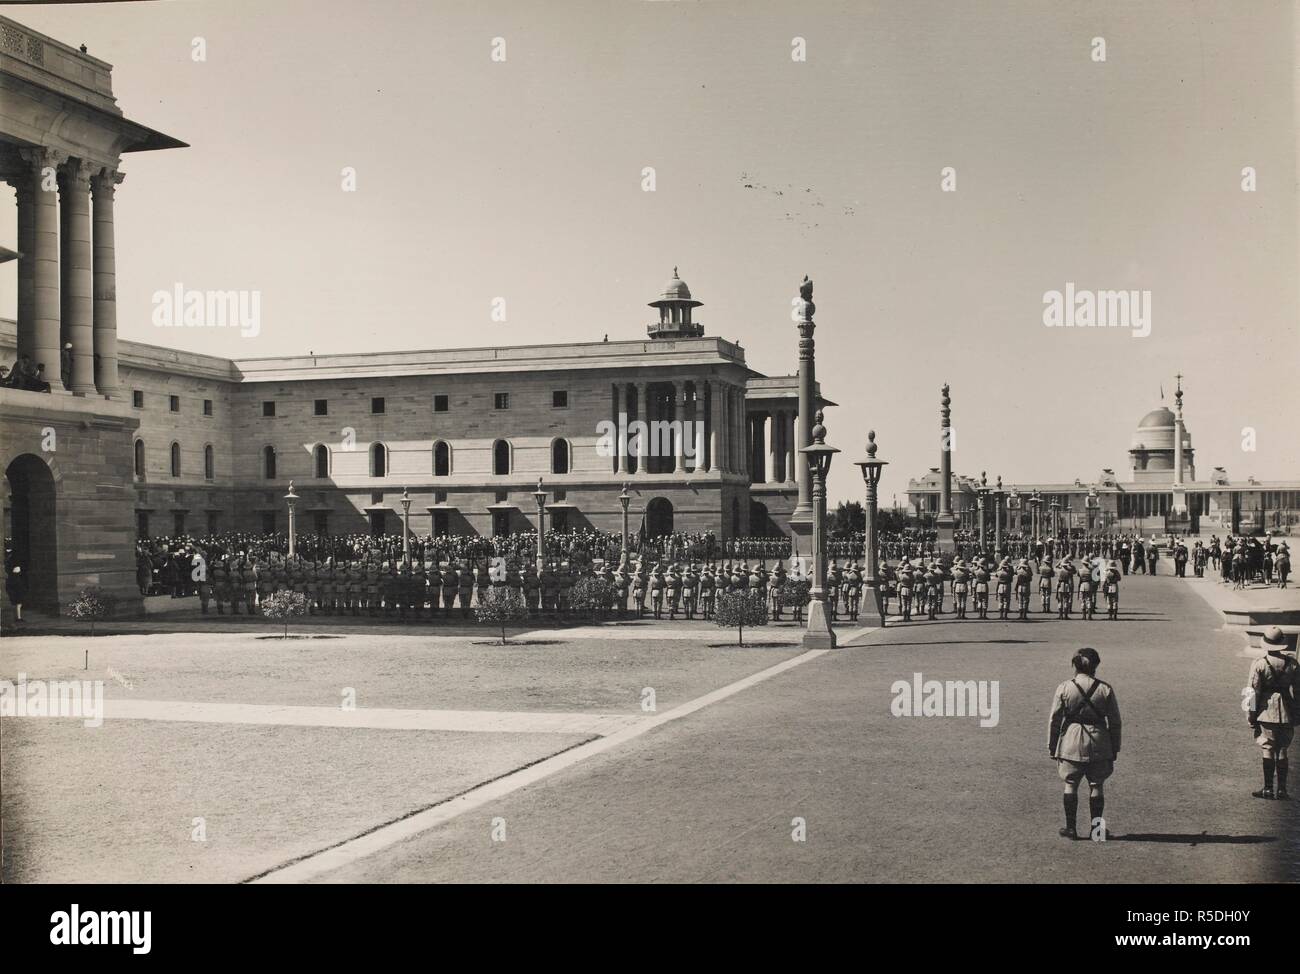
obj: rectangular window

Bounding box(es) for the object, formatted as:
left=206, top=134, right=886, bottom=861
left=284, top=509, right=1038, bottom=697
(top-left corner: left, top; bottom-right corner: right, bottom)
left=370, top=491, right=383, bottom=505
left=173, top=512, right=186, bottom=535
left=434, top=489, right=448, bottom=504
left=314, top=399, right=328, bottom=416
left=433, top=394, right=449, bottom=413
left=494, top=392, right=509, bottom=410
left=132, top=390, right=144, bottom=408
left=371, top=397, right=385, bottom=414
left=262, top=401, right=276, bottom=417
left=203, top=399, right=213, bottom=416
left=169, top=395, right=180, bottom=413
left=494, top=490, right=508, bottom=503
left=552, top=390, right=568, bottom=408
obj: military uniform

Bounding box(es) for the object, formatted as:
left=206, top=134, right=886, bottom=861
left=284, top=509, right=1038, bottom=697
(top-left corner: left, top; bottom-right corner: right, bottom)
left=972, top=562, right=989, bottom=620
left=1048, top=661, right=1122, bottom=840
left=1055, top=561, right=1075, bottom=619
left=897, top=561, right=915, bottom=622
left=1247, top=628, right=1299, bottom=799
left=1102, top=563, right=1121, bottom=620
left=951, top=560, right=970, bottom=619
left=1014, top=559, right=1032, bottom=620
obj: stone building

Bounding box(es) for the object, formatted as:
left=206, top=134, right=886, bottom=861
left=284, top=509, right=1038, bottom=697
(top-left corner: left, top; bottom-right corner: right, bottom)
left=907, top=380, right=1300, bottom=537
left=0, top=19, right=830, bottom=619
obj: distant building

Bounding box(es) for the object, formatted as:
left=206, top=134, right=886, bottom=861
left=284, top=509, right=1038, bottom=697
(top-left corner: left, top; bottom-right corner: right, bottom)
left=907, top=381, right=1299, bottom=537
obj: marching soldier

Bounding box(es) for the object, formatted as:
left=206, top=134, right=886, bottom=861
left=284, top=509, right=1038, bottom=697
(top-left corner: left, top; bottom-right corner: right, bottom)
left=844, top=561, right=862, bottom=622
left=1055, top=559, right=1075, bottom=620
left=1048, top=647, right=1122, bottom=840
left=1038, top=557, right=1054, bottom=614
left=924, top=561, right=941, bottom=620
left=1246, top=627, right=1299, bottom=800
left=682, top=563, right=699, bottom=620
left=1014, top=558, right=1033, bottom=621
left=826, top=560, right=843, bottom=622
left=1078, top=559, right=1095, bottom=620
left=666, top=563, right=681, bottom=620
left=768, top=561, right=785, bottom=621
left=649, top=562, right=665, bottom=620
left=631, top=560, right=647, bottom=618
left=897, top=559, right=915, bottom=622
left=1102, top=560, right=1121, bottom=620
left=698, top=561, right=715, bottom=620
left=995, top=558, right=1013, bottom=621
left=951, top=558, right=970, bottom=619
left=972, top=559, right=990, bottom=620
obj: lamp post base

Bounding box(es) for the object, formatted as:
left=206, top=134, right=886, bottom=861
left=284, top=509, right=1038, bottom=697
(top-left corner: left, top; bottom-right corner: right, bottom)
left=802, top=599, right=837, bottom=649
left=858, top=583, right=885, bottom=627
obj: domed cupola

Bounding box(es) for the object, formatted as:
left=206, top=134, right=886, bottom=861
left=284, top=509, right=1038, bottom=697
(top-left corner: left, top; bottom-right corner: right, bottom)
left=647, top=267, right=704, bottom=339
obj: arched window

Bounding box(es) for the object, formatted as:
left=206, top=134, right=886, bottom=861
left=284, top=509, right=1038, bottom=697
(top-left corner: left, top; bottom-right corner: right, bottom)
left=134, top=440, right=145, bottom=479
left=204, top=444, right=215, bottom=481
left=314, top=444, right=329, bottom=479
left=263, top=445, right=277, bottom=480
left=170, top=442, right=181, bottom=478
left=370, top=443, right=386, bottom=478
left=493, top=440, right=510, bottom=476
left=551, top=439, right=569, bottom=475
left=433, top=441, right=451, bottom=477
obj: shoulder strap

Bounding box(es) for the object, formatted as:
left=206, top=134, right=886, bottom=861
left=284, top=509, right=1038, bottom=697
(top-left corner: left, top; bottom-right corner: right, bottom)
left=1068, top=677, right=1108, bottom=723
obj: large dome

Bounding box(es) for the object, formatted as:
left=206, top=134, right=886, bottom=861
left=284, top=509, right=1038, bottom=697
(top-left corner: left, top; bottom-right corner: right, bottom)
left=1137, top=407, right=1174, bottom=429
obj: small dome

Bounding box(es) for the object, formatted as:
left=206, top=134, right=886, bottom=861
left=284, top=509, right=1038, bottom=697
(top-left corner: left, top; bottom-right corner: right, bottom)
left=1137, top=407, right=1174, bottom=429
left=659, top=267, right=692, bottom=301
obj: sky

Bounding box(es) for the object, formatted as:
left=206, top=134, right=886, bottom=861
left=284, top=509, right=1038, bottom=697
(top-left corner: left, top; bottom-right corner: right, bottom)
left=2, top=0, right=1296, bottom=506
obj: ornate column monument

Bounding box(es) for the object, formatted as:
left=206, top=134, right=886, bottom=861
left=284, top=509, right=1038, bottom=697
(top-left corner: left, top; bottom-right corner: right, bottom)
left=799, top=409, right=839, bottom=649
left=935, top=383, right=957, bottom=555
left=788, top=276, right=818, bottom=548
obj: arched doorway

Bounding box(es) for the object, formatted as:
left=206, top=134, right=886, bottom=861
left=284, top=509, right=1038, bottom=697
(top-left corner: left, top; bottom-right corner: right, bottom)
left=6, top=454, right=58, bottom=612
left=645, top=497, right=673, bottom=537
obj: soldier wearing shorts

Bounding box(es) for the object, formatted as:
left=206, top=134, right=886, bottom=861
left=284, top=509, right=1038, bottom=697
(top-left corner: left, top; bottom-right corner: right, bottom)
left=1048, top=647, right=1122, bottom=840
left=1246, top=627, right=1299, bottom=800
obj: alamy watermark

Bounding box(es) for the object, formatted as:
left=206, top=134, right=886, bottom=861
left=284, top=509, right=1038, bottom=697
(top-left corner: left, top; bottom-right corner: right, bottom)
left=1042, top=283, right=1150, bottom=338
left=595, top=411, right=705, bottom=459
left=151, top=283, right=261, bottom=337
left=0, top=674, right=104, bottom=727
left=890, top=672, right=1000, bottom=727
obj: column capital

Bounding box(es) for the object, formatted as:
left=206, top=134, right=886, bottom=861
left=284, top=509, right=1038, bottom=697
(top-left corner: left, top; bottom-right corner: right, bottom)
left=59, top=158, right=95, bottom=190
left=91, top=167, right=126, bottom=196
left=19, top=146, right=68, bottom=173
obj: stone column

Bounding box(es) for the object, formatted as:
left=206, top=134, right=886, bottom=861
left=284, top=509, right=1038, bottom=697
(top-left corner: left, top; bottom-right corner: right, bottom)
left=786, top=411, right=797, bottom=484
left=59, top=161, right=97, bottom=396
left=673, top=380, right=686, bottom=474
left=766, top=412, right=778, bottom=484
left=708, top=380, right=721, bottom=474
left=735, top=386, right=746, bottom=477
left=6, top=177, right=35, bottom=362
left=790, top=277, right=817, bottom=533
left=614, top=382, right=627, bottom=475
left=20, top=147, right=67, bottom=391
left=91, top=168, right=124, bottom=399
left=634, top=381, right=648, bottom=475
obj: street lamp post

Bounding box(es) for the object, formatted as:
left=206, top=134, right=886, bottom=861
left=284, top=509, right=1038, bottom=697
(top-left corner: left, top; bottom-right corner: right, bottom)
left=1030, top=491, right=1042, bottom=541
left=400, top=487, right=412, bottom=568
left=855, top=429, right=888, bottom=627
left=1008, top=488, right=1021, bottom=553
left=533, top=477, right=547, bottom=573
left=618, top=483, right=631, bottom=568
left=1086, top=486, right=1099, bottom=538
left=1049, top=499, right=1060, bottom=540
left=799, top=409, right=840, bottom=649
left=285, top=480, right=299, bottom=560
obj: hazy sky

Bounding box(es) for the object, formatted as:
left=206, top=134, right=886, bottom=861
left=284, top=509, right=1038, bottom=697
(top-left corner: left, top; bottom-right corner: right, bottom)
left=3, top=0, right=1296, bottom=505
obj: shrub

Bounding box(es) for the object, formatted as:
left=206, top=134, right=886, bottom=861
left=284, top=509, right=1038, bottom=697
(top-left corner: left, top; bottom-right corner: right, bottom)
left=475, top=586, right=530, bottom=644
left=68, top=587, right=117, bottom=636
left=261, top=589, right=309, bottom=639
left=568, top=575, right=617, bottom=621
left=780, top=579, right=811, bottom=607
left=714, top=589, right=768, bottom=646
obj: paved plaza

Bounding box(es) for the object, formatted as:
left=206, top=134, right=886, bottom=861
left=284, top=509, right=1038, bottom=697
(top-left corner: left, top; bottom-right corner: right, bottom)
left=3, top=573, right=1295, bottom=883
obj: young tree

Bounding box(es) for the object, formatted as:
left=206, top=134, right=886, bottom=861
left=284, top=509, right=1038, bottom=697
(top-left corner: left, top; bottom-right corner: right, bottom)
left=68, top=587, right=117, bottom=637
left=714, top=589, right=768, bottom=646
left=568, top=575, right=616, bottom=623
left=261, top=589, right=309, bottom=639
left=476, top=585, right=530, bottom=645
left=781, top=579, right=811, bottom=624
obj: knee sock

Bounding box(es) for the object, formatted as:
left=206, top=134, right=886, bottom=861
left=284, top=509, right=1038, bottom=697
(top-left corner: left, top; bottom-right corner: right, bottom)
left=1263, top=758, right=1276, bottom=790
left=1063, top=793, right=1078, bottom=832
left=1089, top=795, right=1104, bottom=831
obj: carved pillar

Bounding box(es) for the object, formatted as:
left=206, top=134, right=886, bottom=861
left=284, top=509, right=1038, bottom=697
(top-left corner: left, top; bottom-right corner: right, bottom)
left=59, top=160, right=96, bottom=396
left=708, top=380, right=721, bottom=474
left=20, top=147, right=68, bottom=391
left=6, top=177, right=35, bottom=363
left=673, top=380, right=686, bottom=474
left=614, top=382, right=627, bottom=475
left=634, top=381, right=648, bottom=475
left=767, top=412, right=778, bottom=484
left=91, top=168, right=124, bottom=399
